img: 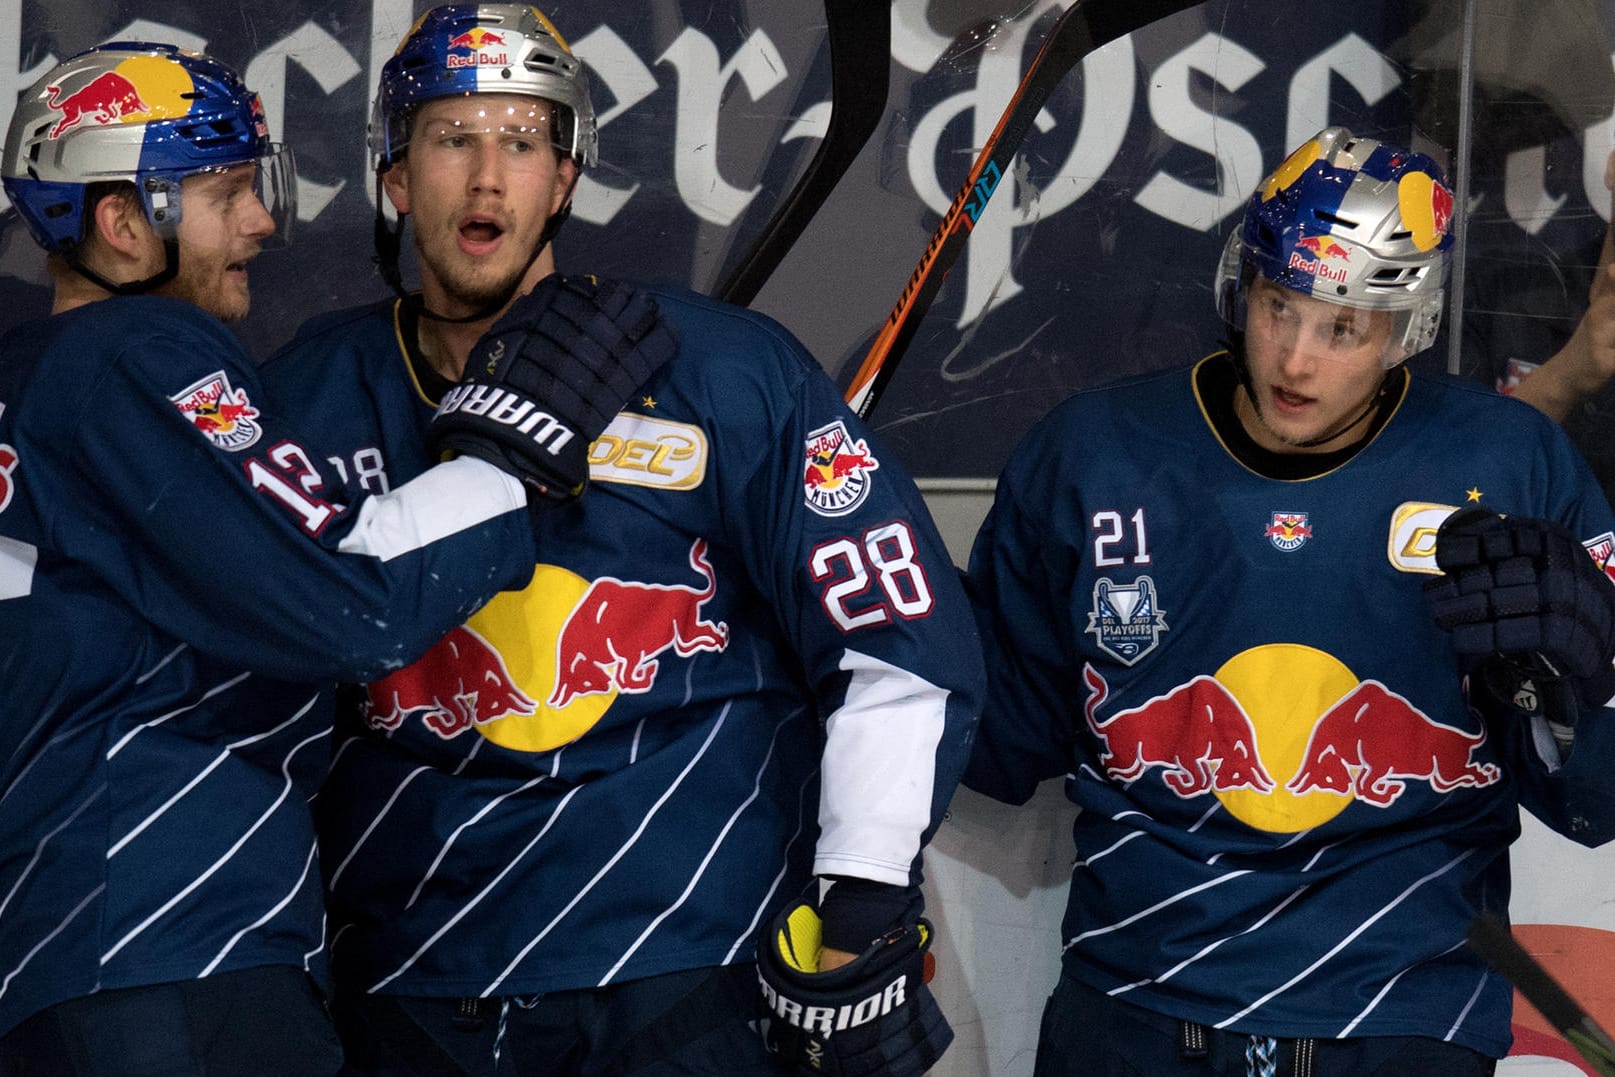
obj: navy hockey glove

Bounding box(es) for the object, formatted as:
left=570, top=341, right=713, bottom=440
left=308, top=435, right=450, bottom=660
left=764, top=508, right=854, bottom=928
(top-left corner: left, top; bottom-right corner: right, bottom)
left=1424, top=507, right=1615, bottom=713
left=757, top=899, right=952, bottom=1077
left=428, top=274, right=678, bottom=503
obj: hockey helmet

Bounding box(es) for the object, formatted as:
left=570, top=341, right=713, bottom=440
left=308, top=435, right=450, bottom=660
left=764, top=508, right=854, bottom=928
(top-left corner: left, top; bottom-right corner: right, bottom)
left=2, top=42, right=295, bottom=256
left=371, top=3, right=598, bottom=173
left=1214, top=127, right=1453, bottom=367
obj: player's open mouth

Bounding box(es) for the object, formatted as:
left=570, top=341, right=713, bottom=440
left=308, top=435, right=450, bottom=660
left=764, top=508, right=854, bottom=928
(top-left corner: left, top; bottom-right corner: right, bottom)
left=1271, top=385, right=1312, bottom=412
left=459, top=217, right=505, bottom=252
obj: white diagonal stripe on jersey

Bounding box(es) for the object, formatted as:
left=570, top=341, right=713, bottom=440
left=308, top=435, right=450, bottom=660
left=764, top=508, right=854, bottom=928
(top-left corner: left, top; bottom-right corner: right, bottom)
left=480, top=704, right=734, bottom=997
left=1443, top=966, right=1490, bottom=1042
left=1065, top=871, right=1251, bottom=954
left=202, top=839, right=320, bottom=976
left=136, top=643, right=189, bottom=685
left=405, top=771, right=553, bottom=911
left=725, top=756, right=819, bottom=965
left=600, top=706, right=805, bottom=985
left=1213, top=848, right=1476, bottom=1029
left=368, top=783, right=586, bottom=994
left=327, top=765, right=432, bottom=891
left=100, top=726, right=331, bottom=965
left=1338, top=938, right=1464, bottom=1037
left=0, top=785, right=105, bottom=925
left=1109, top=885, right=1313, bottom=997
left=0, top=884, right=103, bottom=1003
left=105, top=671, right=252, bottom=759
left=109, top=693, right=321, bottom=857
left=1078, top=829, right=1145, bottom=868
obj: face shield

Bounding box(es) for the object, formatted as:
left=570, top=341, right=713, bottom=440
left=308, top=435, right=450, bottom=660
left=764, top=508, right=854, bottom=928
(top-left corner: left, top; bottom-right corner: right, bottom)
left=1242, top=273, right=1398, bottom=369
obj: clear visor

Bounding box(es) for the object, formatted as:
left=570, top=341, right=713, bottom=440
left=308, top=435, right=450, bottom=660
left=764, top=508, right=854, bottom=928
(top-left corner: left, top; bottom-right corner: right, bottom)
left=405, top=99, right=567, bottom=171
left=1244, top=276, right=1408, bottom=369
left=135, top=146, right=298, bottom=250
left=254, top=144, right=298, bottom=249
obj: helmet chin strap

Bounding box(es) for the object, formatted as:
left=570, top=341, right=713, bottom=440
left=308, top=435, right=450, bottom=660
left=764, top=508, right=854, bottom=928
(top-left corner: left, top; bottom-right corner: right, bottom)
left=65, top=238, right=180, bottom=297
left=373, top=171, right=580, bottom=327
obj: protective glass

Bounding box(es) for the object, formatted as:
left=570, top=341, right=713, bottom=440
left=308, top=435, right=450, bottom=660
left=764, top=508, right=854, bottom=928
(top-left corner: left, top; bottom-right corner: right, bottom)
left=404, top=98, right=567, bottom=173
left=1243, top=276, right=1398, bottom=369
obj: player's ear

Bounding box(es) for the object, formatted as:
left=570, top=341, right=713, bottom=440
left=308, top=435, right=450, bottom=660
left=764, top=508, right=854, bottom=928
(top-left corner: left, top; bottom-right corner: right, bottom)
left=381, top=161, right=411, bottom=216
left=550, top=157, right=577, bottom=217
left=86, top=185, right=158, bottom=269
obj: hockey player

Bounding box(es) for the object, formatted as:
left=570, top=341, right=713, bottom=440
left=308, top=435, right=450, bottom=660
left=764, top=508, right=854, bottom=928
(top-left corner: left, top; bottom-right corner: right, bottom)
left=965, top=127, right=1615, bottom=1076
left=258, top=5, right=982, bottom=1076
left=0, top=42, right=674, bottom=1076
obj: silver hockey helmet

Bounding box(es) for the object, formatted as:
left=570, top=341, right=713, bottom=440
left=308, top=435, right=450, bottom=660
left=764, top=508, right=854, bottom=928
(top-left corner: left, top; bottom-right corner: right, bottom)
left=1214, top=127, right=1454, bottom=367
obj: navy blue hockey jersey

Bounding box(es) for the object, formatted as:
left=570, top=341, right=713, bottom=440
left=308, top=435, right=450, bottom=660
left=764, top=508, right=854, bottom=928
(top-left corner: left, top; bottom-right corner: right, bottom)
left=965, top=354, right=1615, bottom=1058
left=0, top=297, right=537, bottom=1036
left=261, top=286, right=983, bottom=998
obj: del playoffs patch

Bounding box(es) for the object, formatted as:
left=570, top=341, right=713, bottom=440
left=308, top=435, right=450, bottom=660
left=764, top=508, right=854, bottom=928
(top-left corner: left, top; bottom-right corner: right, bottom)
left=1086, top=576, right=1169, bottom=665
left=171, top=371, right=263, bottom=452
left=802, top=420, right=879, bottom=517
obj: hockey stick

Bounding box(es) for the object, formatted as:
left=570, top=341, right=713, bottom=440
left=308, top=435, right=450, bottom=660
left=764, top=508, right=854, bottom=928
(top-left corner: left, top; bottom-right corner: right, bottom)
left=1466, top=914, right=1615, bottom=1076
left=844, top=0, right=1202, bottom=419
left=715, top=0, right=892, bottom=307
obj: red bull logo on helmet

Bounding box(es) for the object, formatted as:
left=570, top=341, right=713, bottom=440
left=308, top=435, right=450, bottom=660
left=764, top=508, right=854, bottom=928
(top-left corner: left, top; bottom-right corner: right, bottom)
left=445, top=27, right=511, bottom=69
left=1084, top=644, right=1502, bottom=831
left=803, top=420, right=880, bottom=518
left=169, top=371, right=262, bottom=452
left=44, top=54, right=197, bottom=141
left=1287, top=235, right=1350, bottom=285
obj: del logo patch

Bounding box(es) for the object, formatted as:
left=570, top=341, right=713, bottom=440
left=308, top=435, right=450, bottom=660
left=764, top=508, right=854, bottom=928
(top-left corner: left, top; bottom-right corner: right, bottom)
left=171, top=371, right=262, bottom=451
left=802, top=420, right=879, bottom=517
left=1265, top=511, right=1312, bottom=551
left=1086, top=576, right=1168, bottom=665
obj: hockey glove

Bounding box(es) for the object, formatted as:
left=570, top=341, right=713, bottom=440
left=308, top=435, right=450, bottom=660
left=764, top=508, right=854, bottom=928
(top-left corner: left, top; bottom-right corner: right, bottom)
left=1424, top=507, right=1615, bottom=713
left=756, top=899, right=952, bottom=1077
left=428, top=274, right=678, bottom=503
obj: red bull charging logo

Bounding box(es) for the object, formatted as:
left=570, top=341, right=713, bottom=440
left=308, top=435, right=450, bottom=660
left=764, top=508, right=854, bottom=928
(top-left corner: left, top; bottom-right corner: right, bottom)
left=1084, top=644, right=1501, bottom=831
left=445, top=27, right=511, bottom=69
left=44, top=55, right=195, bottom=140
left=1287, top=234, right=1350, bottom=285
left=366, top=539, right=729, bottom=751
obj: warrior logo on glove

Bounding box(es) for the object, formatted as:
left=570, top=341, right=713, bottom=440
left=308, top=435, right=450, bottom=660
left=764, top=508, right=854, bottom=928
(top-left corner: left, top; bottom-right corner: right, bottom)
left=756, top=899, right=952, bottom=1077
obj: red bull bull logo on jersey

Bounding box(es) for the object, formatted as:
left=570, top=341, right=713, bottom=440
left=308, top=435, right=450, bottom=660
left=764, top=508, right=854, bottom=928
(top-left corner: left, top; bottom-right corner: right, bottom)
left=367, top=625, right=536, bottom=737
left=1083, top=646, right=1503, bottom=829
left=445, top=27, right=511, bottom=69
left=803, top=421, right=880, bottom=518
left=549, top=538, right=729, bottom=708
left=169, top=371, right=263, bottom=452
left=44, top=54, right=197, bottom=140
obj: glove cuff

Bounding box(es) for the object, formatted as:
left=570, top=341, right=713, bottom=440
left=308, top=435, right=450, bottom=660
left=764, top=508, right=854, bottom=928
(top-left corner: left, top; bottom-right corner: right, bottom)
left=430, top=382, right=588, bottom=502
left=820, top=877, right=922, bottom=954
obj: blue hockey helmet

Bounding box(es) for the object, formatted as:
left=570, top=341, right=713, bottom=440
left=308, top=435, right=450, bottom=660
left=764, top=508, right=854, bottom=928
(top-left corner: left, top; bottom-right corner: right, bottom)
left=1214, top=127, right=1454, bottom=366
left=371, top=3, right=598, bottom=174
left=2, top=42, right=296, bottom=257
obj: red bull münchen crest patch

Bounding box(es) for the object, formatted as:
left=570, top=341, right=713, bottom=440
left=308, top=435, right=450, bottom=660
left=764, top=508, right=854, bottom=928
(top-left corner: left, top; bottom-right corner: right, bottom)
left=1265, top=512, right=1312, bottom=552
left=170, top=371, right=263, bottom=452
left=802, top=420, right=879, bottom=518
